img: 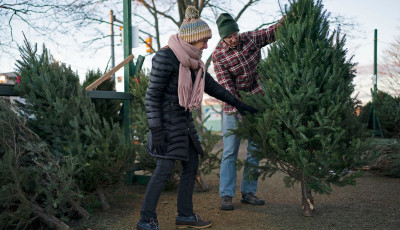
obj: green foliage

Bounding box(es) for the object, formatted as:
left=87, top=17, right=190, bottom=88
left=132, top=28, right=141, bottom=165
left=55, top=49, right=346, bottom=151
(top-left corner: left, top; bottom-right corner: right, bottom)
left=373, top=91, right=400, bottom=138
left=198, top=130, right=222, bottom=175
left=359, top=92, right=400, bottom=138
left=358, top=101, right=371, bottom=124
left=129, top=71, right=153, bottom=172
left=0, top=99, right=82, bottom=229
left=13, top=40, right=135, bottom=196
left=130, top=72, right=150, bottom=149
left=234, top=0, right=365, bottom=195
left=192, top=110, right=223, bottom=176
left=82, top=69, right=122, bottom=124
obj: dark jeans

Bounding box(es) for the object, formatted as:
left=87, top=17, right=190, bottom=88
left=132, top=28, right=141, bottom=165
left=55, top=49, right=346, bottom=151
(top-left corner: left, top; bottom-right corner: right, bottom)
left=140, top=142, right=199, bottom=221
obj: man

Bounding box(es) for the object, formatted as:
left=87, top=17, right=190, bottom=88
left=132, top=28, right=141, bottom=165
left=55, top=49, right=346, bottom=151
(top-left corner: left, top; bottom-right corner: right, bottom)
left=212, top=13, right=282, bottom=210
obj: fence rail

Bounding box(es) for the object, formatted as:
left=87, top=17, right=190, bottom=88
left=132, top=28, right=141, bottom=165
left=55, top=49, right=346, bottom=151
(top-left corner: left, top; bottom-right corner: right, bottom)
left=0, top=85, right=135, bottom=100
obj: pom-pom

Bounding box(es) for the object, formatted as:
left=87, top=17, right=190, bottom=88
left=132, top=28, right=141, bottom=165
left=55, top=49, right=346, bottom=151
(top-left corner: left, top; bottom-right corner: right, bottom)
left=185, top=6, right=199, bottom=20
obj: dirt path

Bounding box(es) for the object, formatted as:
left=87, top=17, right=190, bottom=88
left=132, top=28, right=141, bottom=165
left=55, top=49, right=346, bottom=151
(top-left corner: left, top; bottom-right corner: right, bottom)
left=72, top=141, right=400, bottom=230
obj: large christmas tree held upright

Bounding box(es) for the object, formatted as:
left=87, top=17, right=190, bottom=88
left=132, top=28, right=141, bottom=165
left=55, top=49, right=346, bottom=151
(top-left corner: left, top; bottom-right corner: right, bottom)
left=235, top=0, right=365, bottom=216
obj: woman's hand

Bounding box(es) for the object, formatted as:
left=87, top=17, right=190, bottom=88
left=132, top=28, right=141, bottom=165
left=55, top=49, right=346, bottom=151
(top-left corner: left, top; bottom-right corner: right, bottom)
left=235, top=100, right=258, bottom=115
left=150, top=127, right=167, bottom=154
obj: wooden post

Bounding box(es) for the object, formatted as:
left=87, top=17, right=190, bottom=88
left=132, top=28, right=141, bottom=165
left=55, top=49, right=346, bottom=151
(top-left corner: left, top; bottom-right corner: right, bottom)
left=85, top=54, right=134, bottom=91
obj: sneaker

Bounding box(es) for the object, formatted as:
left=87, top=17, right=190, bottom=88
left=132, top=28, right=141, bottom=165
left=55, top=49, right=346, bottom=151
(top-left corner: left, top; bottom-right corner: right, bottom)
left=241, top=192, right=265, bottom=205
left=176, top=214, right=212, bottom=229
left=220, top=195, right=234, bottom=210
left=137, top=218, right=161, bottom=230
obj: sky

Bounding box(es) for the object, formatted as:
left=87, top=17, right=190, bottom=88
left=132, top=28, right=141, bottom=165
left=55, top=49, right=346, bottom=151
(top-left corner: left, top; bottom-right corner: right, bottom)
left=1, top=0, right=399, bottom=104
left=323, top=0, right=400, bottom=103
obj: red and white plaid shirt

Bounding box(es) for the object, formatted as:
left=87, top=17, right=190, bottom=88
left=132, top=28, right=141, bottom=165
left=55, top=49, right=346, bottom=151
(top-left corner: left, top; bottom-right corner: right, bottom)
left=212, top=21, right=281, bottom=114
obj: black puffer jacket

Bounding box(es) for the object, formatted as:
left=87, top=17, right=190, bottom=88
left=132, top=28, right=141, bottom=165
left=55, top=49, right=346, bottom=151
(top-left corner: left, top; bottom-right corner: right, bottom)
left=146, top=47, right=238, bottom=161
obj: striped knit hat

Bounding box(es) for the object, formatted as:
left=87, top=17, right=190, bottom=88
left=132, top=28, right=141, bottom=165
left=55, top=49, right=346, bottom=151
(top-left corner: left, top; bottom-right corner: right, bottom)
left=179, top=6, right=212, bottom=44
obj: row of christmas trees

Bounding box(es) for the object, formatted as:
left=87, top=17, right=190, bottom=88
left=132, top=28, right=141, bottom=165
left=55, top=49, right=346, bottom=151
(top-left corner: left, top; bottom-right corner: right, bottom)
left=0, top=39, right=137, bottom=228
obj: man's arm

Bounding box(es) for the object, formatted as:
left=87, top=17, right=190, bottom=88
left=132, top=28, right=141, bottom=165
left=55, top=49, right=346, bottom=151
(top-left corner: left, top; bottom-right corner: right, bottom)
left=212, top=54, right=237, bottom=98
left=253, top=18, right=283, bottom=48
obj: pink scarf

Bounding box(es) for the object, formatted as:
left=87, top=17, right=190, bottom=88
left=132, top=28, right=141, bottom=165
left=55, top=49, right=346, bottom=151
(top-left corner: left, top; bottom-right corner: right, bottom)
left=168, top=34, right=205, bottom=111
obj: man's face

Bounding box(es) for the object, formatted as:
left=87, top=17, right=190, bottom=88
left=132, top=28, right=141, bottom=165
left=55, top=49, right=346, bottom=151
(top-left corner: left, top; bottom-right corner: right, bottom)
left=223, top=32, right=239, bottom=48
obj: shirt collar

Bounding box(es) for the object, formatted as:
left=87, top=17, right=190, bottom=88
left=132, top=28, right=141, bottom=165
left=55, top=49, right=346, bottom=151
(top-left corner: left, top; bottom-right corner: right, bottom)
left=220, top=40, right=231, bottom=52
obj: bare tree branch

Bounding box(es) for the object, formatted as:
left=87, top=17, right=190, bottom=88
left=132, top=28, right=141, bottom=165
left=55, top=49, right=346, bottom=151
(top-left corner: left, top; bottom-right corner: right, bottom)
left=0, top=0, right=280, bottom=73
left=137, top=0, right=180, bottom=26
left=235, top=0, right=260, bottom=21
left=382, top=36, right=400, bottom=96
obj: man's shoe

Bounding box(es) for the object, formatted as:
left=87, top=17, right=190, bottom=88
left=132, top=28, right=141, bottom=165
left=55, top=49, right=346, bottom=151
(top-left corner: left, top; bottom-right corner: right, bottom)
left=176, top=214, right=212, bottom=229
left=137, top=218, right=161, bottom=230
left=220, top=195, right=234, bottom=210
left=241, top=192, right=265, bottom=205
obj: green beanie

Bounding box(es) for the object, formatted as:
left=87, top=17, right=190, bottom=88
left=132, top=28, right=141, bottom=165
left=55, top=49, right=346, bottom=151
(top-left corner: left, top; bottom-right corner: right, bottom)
left=216, top=13, right=239, bottom=39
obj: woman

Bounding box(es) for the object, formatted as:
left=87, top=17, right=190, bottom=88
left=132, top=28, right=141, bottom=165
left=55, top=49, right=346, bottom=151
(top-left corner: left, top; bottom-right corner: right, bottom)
left=137, top=6, right=257, bottom=230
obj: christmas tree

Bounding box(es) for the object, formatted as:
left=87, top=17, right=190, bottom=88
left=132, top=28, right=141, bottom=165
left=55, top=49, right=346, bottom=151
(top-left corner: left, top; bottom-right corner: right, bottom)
left=235, top=0, right=365, bottom=216
left=0, top=99, right=89, bottom=229
left=14, top=40, right=135, bottom=211
left=82, top=69, right=122, bottom=124
left=372, top=91, right=400, bottom=138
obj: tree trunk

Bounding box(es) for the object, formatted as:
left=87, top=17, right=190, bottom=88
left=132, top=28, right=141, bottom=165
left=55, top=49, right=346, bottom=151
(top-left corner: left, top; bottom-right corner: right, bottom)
left=300, top=179, right=315, bottom=217
left=97, top=185, right=110, bottom=211
left=31, top=203, right=70, bottom=229
left=70, top=200, right=91, bottom=219
left=195, top=173, right=209, bottom=192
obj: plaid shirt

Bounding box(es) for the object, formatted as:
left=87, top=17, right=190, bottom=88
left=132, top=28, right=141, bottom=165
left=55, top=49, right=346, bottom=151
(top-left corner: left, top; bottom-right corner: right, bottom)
left=212, top=21, right=281, bottom=114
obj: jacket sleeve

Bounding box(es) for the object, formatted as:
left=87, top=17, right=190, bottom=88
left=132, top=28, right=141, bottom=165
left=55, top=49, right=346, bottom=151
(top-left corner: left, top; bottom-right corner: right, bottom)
left=145, top=49, right=173, bottom=129
left=204, top=72, right=238, bottom=107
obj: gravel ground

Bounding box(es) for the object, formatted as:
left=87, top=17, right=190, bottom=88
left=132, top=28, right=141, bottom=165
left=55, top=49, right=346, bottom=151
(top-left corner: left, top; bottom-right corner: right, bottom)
left=71, top=141, right=400, bottom=230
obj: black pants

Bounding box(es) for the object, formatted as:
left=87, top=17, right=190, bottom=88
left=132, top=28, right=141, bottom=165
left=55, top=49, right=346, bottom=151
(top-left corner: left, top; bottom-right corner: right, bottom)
left=140, top=142, right=199, bottom=221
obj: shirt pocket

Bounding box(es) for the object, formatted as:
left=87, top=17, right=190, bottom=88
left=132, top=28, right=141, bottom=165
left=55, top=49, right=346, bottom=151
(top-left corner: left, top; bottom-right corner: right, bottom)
left=224, top=58, right=244, bottom=76
left=244, top=46, right=257, bottom=57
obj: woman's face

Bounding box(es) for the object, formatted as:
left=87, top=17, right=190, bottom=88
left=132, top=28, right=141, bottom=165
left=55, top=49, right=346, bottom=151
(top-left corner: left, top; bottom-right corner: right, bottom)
left=192, top=39, right=209, bottom=50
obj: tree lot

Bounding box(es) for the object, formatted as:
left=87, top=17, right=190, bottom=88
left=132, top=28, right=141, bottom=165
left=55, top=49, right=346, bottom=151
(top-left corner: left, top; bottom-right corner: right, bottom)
left=1, top=0, right=399, bottom=228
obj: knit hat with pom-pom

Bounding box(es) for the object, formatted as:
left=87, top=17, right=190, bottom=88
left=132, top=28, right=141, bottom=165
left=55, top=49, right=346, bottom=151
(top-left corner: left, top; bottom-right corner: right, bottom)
left=179, top=6, right=212, bottom=44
